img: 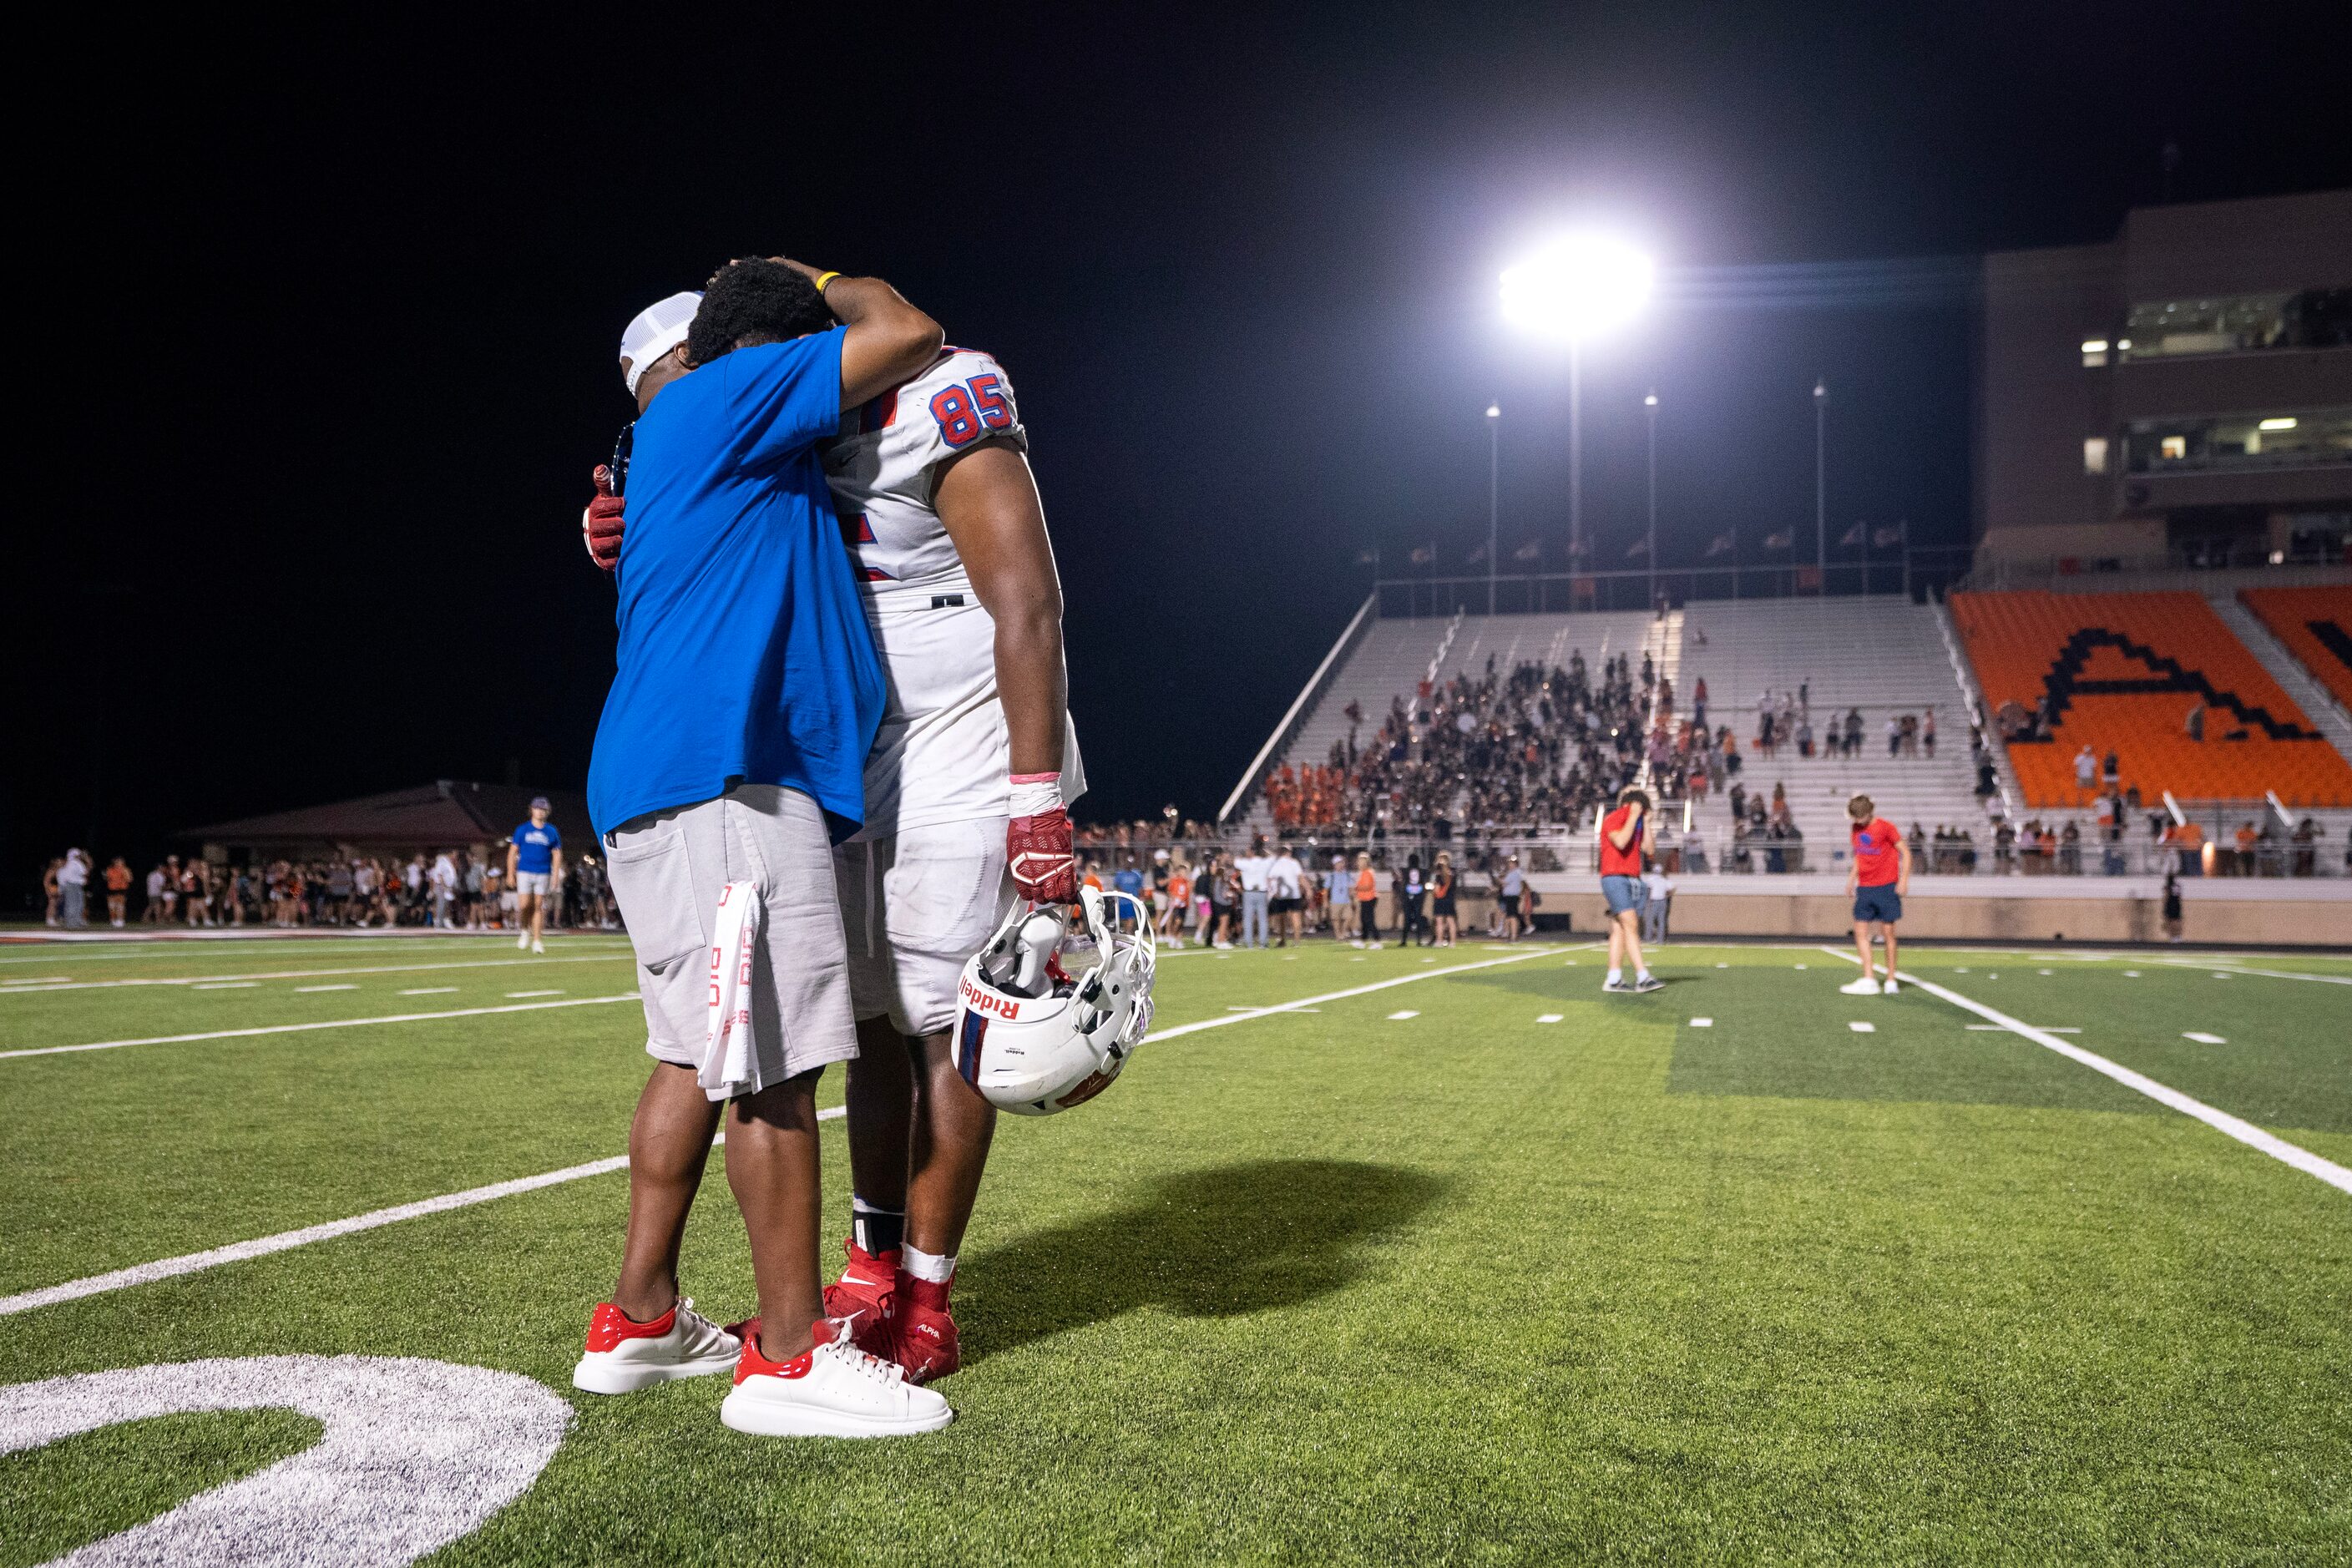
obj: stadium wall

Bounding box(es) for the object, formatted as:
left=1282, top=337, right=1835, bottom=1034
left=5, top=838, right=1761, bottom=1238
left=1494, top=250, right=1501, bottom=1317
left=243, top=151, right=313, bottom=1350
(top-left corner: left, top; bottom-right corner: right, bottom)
left=1518, top=874, right=2351, bottom=947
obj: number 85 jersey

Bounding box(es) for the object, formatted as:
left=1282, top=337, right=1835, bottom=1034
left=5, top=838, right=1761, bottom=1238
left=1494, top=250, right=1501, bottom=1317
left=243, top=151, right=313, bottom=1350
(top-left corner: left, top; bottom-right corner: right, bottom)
left=826, top=347, right=1024, bottom=594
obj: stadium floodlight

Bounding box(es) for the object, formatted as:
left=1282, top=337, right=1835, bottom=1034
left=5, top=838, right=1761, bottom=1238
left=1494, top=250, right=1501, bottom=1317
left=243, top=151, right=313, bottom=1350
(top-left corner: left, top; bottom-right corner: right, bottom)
left=1500, top=234, right=1654, bottom=341
left=1499, top=234, right=1654, bottom=579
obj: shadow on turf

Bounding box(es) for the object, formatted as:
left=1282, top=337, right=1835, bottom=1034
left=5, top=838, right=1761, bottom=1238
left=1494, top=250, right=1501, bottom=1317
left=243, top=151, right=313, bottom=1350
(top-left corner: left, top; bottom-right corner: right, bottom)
left=955, top=1159, right=1444, bottom=1368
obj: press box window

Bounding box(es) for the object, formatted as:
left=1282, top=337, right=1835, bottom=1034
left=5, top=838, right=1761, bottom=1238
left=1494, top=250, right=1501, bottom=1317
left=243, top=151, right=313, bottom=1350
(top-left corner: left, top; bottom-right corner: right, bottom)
left=2082, top=438, right=2109, bottom=475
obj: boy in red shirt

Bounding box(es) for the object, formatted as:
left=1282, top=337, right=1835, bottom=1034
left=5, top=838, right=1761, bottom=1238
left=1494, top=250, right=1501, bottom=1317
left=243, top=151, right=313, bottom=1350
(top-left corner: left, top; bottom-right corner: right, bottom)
left=1842, top=792, right=1911, bottom=994
left=1598, top=786, right=1662, bottom=993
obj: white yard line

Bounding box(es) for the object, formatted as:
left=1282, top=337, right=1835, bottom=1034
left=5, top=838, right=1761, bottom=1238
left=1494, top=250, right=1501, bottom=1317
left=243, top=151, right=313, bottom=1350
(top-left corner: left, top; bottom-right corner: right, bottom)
left=0, top=953, right=630, bottom=996
left=0, top=938, right=633, bottom=969
left=0, top=1108, right=847, bottom=1318
left=0, top=994, right=643, bottom=1061
left=1149, top=945, right=1566, bottom=1044
left=1818, top=947, right=2351, bottom=1196
left=2156, top=960, right=2352, bottom=987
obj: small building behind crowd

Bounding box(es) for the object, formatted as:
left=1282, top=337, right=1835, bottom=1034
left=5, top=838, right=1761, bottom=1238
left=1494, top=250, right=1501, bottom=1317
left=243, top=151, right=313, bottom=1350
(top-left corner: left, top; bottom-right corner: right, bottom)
left=180, top=780, right=594, bottom=865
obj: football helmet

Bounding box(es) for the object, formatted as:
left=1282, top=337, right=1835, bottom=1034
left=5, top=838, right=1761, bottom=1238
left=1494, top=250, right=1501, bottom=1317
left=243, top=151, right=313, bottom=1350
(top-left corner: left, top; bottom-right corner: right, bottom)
left=953, top=886, right=1156, bottom=1115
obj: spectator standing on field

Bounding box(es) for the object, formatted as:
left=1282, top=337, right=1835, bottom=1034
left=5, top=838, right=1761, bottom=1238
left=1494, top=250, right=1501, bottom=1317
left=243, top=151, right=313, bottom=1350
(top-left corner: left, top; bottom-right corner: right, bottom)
left=1352, top=852, right=1381, bottom=948
left=1268, top=842, right=1305, bottom=947
left=1841, top=792, right=1910, bottom=995
left=506, top=797, right=564, bottom=953
left=1597, top=787, right=1661, bottom=992
left=103, top=857, right=131, bottom=927
left=1236, top=835, right=1273, bottom=949
left=1429, top=852, right=1458, bottom=948
left=55, top=850, right=90, bottom=928
left=1499, top=855, right=1527, bottom=941
left=1641, top=862, right=1672, bottom=945
left=1325, top=853, right=1352, bottom=938
left=2162, top=869, right=2184, bottom=942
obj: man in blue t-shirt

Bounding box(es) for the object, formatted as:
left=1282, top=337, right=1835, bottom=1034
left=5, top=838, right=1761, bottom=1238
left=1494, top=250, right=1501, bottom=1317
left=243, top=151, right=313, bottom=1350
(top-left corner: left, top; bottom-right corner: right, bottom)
left=574, top=259, right=953, bottom=1440
left=505, top=796, right=564, bottom=954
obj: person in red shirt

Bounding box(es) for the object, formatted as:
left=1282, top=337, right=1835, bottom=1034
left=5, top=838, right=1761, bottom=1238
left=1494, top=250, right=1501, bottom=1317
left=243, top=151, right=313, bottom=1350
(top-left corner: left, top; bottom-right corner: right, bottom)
left=1843, top=792, right=1911, bottom=994
left=1598, top=786, right=1662, bottom=993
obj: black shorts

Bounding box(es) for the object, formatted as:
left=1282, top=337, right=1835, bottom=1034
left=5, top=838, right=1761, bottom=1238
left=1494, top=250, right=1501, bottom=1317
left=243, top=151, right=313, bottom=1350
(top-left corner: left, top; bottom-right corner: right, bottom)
left=1432, top=895, right=1456, bottom=917
left=1500, top=894, right=1521, bottom=917
left=1269, top=897, right=1301, bottom=914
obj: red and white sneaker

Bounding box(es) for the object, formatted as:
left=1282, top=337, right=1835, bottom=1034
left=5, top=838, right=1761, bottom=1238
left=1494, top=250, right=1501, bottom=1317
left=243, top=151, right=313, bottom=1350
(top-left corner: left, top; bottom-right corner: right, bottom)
left=571, top=1297, right=742, bottom=1394
left=893, top=1272, right=961, bottom=1384
left=720, top=1319, right=953, bottom=1438
left=822, top=1241, right=899, bottom=1359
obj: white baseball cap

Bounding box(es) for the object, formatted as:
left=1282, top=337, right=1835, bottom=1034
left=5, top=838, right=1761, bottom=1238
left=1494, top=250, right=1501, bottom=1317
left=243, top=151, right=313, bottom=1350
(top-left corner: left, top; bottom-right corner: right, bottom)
left=619, top=291, right=702, bottom=394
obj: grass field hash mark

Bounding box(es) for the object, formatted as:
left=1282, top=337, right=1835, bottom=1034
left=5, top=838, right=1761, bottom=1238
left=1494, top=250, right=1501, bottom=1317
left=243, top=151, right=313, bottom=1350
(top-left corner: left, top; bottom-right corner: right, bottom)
left=0, top=994, right=642, bottom=1061
left=1387, top=1010, right=1420, bottom=1020
left=1818, top=947, right=2352, bottom=1196
left=294, top=984, right=357, bottom=993
left=1849, top=1021, right=1875, bottom=1033
left=2183, top=1032, right=2228, bottom=1044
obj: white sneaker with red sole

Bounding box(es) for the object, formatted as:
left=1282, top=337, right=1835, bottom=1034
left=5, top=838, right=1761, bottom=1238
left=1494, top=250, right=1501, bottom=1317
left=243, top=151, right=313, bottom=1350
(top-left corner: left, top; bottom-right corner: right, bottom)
left=571, top=1298, right=742, bottom=1394
left=720, top=1321, right=953, bottom=1438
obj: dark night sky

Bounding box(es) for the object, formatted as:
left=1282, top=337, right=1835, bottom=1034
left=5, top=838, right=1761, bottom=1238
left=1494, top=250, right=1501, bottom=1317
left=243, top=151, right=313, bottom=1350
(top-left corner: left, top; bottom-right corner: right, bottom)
left=14, top=3, right=2351, bottom=893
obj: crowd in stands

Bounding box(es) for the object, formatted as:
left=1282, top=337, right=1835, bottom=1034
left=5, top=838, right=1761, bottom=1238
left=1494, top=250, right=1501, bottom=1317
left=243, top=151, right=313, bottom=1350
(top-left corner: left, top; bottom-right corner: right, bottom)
left=1264, top=650, right=1658, bottom=836
left=38, top=848, right=617, bottom=930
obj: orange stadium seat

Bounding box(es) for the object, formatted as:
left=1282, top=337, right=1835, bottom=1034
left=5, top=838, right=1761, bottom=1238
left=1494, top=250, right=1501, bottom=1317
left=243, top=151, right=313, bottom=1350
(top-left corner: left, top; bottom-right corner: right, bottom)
left=2240, top=585, right=2352, bottom=716
left=1950, top=590, right=2352, bottom=808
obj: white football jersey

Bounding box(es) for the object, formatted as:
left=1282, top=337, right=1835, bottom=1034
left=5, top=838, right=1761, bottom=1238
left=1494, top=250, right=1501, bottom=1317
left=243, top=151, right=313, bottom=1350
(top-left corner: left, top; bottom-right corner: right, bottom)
left=822, top=349, right=1084, bottom=838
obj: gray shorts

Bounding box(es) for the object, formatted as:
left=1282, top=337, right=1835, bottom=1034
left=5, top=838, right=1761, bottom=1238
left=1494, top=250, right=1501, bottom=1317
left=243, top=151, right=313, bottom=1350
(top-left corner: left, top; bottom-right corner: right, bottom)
left=604, top=782, right=859, bottom=1095
left=836, top=816, right=1010, bottom=1039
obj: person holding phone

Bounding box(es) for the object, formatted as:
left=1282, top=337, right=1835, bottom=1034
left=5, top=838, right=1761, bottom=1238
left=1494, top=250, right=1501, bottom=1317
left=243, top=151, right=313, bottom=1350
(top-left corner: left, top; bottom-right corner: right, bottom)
left=1599, top=786, right=1662, bottom=993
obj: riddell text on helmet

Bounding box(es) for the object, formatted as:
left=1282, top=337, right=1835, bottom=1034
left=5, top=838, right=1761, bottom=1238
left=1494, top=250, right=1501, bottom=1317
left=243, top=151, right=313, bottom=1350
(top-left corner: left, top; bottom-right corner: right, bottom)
left=959, top=977, right=1022, bottom=1019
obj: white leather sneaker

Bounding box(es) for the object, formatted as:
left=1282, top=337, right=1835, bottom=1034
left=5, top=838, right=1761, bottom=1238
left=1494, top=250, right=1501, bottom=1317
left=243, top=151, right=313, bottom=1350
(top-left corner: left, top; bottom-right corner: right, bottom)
left=720, top=1322, right=953, bottom=1438
left=572, top=1297, right=742, bottom=1394
left=1839, top=975, right=1883, bottom=995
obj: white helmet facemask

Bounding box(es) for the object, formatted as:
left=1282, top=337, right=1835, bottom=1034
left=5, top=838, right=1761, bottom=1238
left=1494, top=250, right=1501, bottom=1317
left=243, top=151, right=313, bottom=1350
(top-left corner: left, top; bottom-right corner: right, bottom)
left=953, top=887, right=1156, bottom=1115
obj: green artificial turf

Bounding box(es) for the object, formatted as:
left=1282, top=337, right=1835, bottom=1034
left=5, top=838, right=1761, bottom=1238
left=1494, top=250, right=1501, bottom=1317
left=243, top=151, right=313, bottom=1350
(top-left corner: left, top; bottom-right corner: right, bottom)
left=1, top=933, right=2347, bottom=1565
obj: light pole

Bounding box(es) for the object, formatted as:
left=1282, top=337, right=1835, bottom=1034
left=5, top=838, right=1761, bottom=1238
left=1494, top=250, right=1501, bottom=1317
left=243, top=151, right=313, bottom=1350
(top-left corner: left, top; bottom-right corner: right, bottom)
left=1500, top=234, right=1653, bottom=603
left=1813, top=377, right=1828, bottom=598
left=1486, top=403, right=1500, bottom=614
left=1643, top=390, right=1659, bottom=612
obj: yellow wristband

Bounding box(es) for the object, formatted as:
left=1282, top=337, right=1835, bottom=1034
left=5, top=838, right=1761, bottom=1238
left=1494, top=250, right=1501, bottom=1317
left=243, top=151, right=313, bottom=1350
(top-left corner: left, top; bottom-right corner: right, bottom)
left=813, top=271, right=842, bottom=292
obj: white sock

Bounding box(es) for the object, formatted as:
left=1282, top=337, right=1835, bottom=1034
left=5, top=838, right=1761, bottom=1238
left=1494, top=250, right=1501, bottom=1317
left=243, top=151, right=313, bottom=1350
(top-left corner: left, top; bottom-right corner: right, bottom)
left=1636, top=969, right=1653, bottom=982
left=1606, top=967, right=1623, bottom=984
left=902, top=1243, right=956, bottom=1286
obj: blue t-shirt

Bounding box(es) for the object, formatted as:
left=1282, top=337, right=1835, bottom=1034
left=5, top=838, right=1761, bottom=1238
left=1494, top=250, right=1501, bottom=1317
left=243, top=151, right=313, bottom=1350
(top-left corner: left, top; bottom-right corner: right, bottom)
left=589, top=331, right=885, bottom=840
left=512, top=822, right=561, bottom=875
left=1113, top=867, right=1146, bottom=898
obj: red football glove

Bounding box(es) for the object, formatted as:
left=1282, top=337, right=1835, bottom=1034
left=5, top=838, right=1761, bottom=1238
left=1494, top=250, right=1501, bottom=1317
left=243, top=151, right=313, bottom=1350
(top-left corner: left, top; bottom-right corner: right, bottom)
left=1008, top=806, right=1078, bottom=904
left=583, top=464, right=625, bottom=571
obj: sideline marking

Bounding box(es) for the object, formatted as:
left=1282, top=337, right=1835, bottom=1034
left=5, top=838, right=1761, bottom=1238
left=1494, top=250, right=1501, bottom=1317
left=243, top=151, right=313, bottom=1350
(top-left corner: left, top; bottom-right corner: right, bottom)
left=1818, top=948, right=2350, bottom=1196
left=0, top=994, right=642, bottom=1061
left=1968, top=1024, right=2080, bottom=1034
left=0, top=952, right=629, bottom=996
left=1150, top=946, right=1567, bottom=1044
left=0, top=1107, right=847, bottom=1318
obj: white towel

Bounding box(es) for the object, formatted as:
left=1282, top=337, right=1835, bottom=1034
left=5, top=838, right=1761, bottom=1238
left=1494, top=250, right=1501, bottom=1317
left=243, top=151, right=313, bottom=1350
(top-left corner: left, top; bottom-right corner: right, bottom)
left=700, top=879, right=762, bottom=1100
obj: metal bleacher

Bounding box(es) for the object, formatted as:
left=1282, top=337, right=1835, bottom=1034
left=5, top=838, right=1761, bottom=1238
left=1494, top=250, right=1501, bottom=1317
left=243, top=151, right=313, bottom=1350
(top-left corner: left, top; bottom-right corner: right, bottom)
left=1674, top=597, right=1998, bottom=850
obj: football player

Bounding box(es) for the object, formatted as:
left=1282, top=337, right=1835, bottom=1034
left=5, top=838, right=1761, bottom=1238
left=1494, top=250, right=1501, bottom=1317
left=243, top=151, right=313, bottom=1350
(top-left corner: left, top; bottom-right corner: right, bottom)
left=585, top=297, right=1080, bottom=1383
